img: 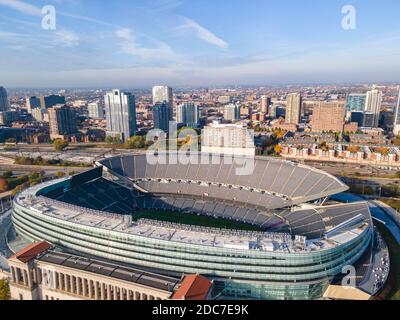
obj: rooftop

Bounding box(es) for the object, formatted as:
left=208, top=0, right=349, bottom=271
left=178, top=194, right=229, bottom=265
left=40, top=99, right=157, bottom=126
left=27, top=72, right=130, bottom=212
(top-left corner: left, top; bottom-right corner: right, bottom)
left=15, top=183, right=371, bottom=254
left=172, top=274, right=212, bottom=300
left=10, top=241, right=52, bottom=263
left=37, top=250, right=180, bottom=292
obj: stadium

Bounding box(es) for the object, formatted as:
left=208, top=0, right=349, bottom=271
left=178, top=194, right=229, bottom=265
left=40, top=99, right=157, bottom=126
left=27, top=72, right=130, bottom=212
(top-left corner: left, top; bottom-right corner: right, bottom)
left=12, top=152, right=376, bottom=300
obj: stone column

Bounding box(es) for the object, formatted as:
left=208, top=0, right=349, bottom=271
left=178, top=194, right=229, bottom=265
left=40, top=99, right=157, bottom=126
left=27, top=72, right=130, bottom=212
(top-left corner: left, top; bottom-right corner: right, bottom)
left=88, top=280, right=93, bottom=299
left=27, top=270, right=33, bottom=288
left=76, top=277, right=82, bottom=296
left=36, top=268, right=42, bottom=286
left=60, top=273, right=65, bottom=291
left=107, top=284, right=112, bottom=300
left=56, top=272, right=61, bottom=290
left=113, top=286, right=118, bottom=300
left=71, top=276, right=76, bottom=294
left=64, top=275, right=70, bottom=292
left=82, top=278, right=88, bottom=297
left=94, top=282, right=100, bottom=300
left=22, top=269, right=28, bottom=287
left=11, top=267, right=16, bottom=283
left=95, top=281, right=102, bottom=300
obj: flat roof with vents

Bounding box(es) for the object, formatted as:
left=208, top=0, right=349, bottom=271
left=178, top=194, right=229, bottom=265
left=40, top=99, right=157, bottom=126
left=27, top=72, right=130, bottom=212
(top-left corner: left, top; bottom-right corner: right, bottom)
left=37, top=251, right=180, bottom=292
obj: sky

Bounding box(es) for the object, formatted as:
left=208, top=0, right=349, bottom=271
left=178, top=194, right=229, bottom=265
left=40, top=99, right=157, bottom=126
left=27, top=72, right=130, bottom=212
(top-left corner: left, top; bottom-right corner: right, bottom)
left=0, top=0, right=400, bottom=87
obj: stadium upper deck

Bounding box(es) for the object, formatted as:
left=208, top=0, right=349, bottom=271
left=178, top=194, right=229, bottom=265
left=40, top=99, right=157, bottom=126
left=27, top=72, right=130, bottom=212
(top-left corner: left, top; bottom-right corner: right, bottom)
left=99, top=153, right=348, bottom=210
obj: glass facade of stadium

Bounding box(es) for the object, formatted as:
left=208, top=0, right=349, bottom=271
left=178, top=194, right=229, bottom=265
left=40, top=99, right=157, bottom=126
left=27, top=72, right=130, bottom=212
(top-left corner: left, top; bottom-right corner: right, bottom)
left=12, top=188, right=372, bottom=300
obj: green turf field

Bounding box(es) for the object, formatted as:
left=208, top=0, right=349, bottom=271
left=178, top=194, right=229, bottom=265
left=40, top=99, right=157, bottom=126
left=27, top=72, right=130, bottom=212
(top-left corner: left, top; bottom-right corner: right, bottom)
left=132, top=210, right=262, bottom=231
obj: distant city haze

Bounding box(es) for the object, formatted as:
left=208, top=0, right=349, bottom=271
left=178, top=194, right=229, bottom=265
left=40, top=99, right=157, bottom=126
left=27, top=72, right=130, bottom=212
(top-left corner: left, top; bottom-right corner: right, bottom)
left=0, top=0, right=400, bottom=87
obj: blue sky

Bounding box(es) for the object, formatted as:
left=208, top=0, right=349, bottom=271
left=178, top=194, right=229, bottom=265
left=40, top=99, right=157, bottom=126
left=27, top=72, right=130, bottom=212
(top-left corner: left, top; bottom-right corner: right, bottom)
left=0, top=0, right=400, bottom=87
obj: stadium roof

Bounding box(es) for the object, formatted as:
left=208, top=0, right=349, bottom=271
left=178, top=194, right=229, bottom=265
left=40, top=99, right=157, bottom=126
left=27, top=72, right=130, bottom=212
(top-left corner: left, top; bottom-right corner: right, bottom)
left=15, top=184, right=371, bottom=254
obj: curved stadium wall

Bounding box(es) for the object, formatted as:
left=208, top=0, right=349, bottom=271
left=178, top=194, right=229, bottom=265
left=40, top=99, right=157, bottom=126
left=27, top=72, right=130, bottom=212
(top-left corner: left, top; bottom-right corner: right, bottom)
left=11, top=154, right=373, bottom=300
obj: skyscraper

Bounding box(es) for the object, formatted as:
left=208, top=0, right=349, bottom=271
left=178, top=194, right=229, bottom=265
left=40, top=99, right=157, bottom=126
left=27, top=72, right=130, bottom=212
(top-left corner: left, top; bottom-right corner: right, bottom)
left=88, top=101, right=104, bottom=119
left=176, top=103, right=199, bottom=127
left=393, top=87, right=400, bottom=136
left=26, top=96, right=41, bottom=114
left=286, top=93, right=302, bottom=124
left=152, top=86, right=173, bottom=105
left=223, top=103, right=241, bottom=122
left=104, top=89, right=137, bottom=142
left=153, top=102, right=173, bottom=133
left=260, top=96, right=271, bottom=114
left=310, top=101, right=346, bottom=133
left=48, top=105, right=77, bottom=140
left=345, top=94, right=366, bottom=112
left=365, top=89, right=382, bottom=127
left=40, top=95, right=66, bottom=109
left=0, top=87, right=10, bottom=112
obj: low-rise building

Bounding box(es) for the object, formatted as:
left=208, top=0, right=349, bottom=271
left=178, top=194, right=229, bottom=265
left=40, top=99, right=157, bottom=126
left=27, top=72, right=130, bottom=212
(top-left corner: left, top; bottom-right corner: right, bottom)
left=270, top=119, right=297, bottom=132
left=6, top=242, right=212, bottom=301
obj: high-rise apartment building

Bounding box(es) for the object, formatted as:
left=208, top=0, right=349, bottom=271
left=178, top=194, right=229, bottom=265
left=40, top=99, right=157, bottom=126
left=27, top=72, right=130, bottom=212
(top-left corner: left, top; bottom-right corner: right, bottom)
left=201, top=121, right=255, bottom=156
left=345, top=94, right=366, bottom=112
left=0, top=86, right=10, bottom=112
left=393, top=87, right=400, bottom=136
left=40, top=95, right=66, bottom=109
left=0, top=111, right=18, bottom=126
left=153, top=102, right=173, bottom=133
left=88, top=101, right=104, bottom=119
left=365, top=89, right=382, bottom=127
left=32, top=108, right=49, bottom=122
left=310, top=101, right=346, bottom=133
left=286, top=93, right=302, bottom=124
left=48, top=105, right=77, bottom=140
left=176, top=103, right=199, bottom=127
left=104, top=90, right=137, bottom=142
left=260, top=96, right=271, bottom=114
left=26, top=96, right=41, bottom=114
left=152, top=86, right=173, bottom=105
left=223, top=103, right=241, bottom=122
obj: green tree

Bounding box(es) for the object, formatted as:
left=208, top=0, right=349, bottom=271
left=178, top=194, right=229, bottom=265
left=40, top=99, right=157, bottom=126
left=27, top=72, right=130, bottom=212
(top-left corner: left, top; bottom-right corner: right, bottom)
left=113, top=134, right=121, bottom=144
left=125, top=136, right=145, bottom=149
left=274, top=145, right=283, bottom=155
left=2, top=171, right=13, bottom=179
left=55, top=171, right=66, bottom=178
left=105, top=136, right=114, bottom=144
left=53, top=139, right=69, bottom=151
left=105, top=134, right=121, bottom=145
left=28, top=171, right=44, bottom=186
left=0, top=280, right=10, bottom=300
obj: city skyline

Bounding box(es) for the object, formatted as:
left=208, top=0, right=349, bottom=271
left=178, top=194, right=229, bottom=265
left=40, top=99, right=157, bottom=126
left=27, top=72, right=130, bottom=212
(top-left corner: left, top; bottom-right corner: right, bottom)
left=1, top=0, right=400, bottom=87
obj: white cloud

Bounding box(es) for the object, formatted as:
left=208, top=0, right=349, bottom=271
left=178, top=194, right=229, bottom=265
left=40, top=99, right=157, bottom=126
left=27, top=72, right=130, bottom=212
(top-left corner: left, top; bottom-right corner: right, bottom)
left=115, top=28, right=133, bottom=41
left=54, top=29, right=79, bottom=47
left=177, top=17, right=228, bottom=49
left=156, top=0, right=184, bottom=11
left=0, top=0, right=41, bottom=16
left=115, top=27, right=177, bottom=61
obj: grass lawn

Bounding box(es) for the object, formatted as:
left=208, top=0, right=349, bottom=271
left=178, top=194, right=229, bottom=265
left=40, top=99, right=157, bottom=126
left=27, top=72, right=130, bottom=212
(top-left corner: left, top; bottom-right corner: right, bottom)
left=132, top=210, right=262, bottom=232
left=375, top=222, right=400, bottom=300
